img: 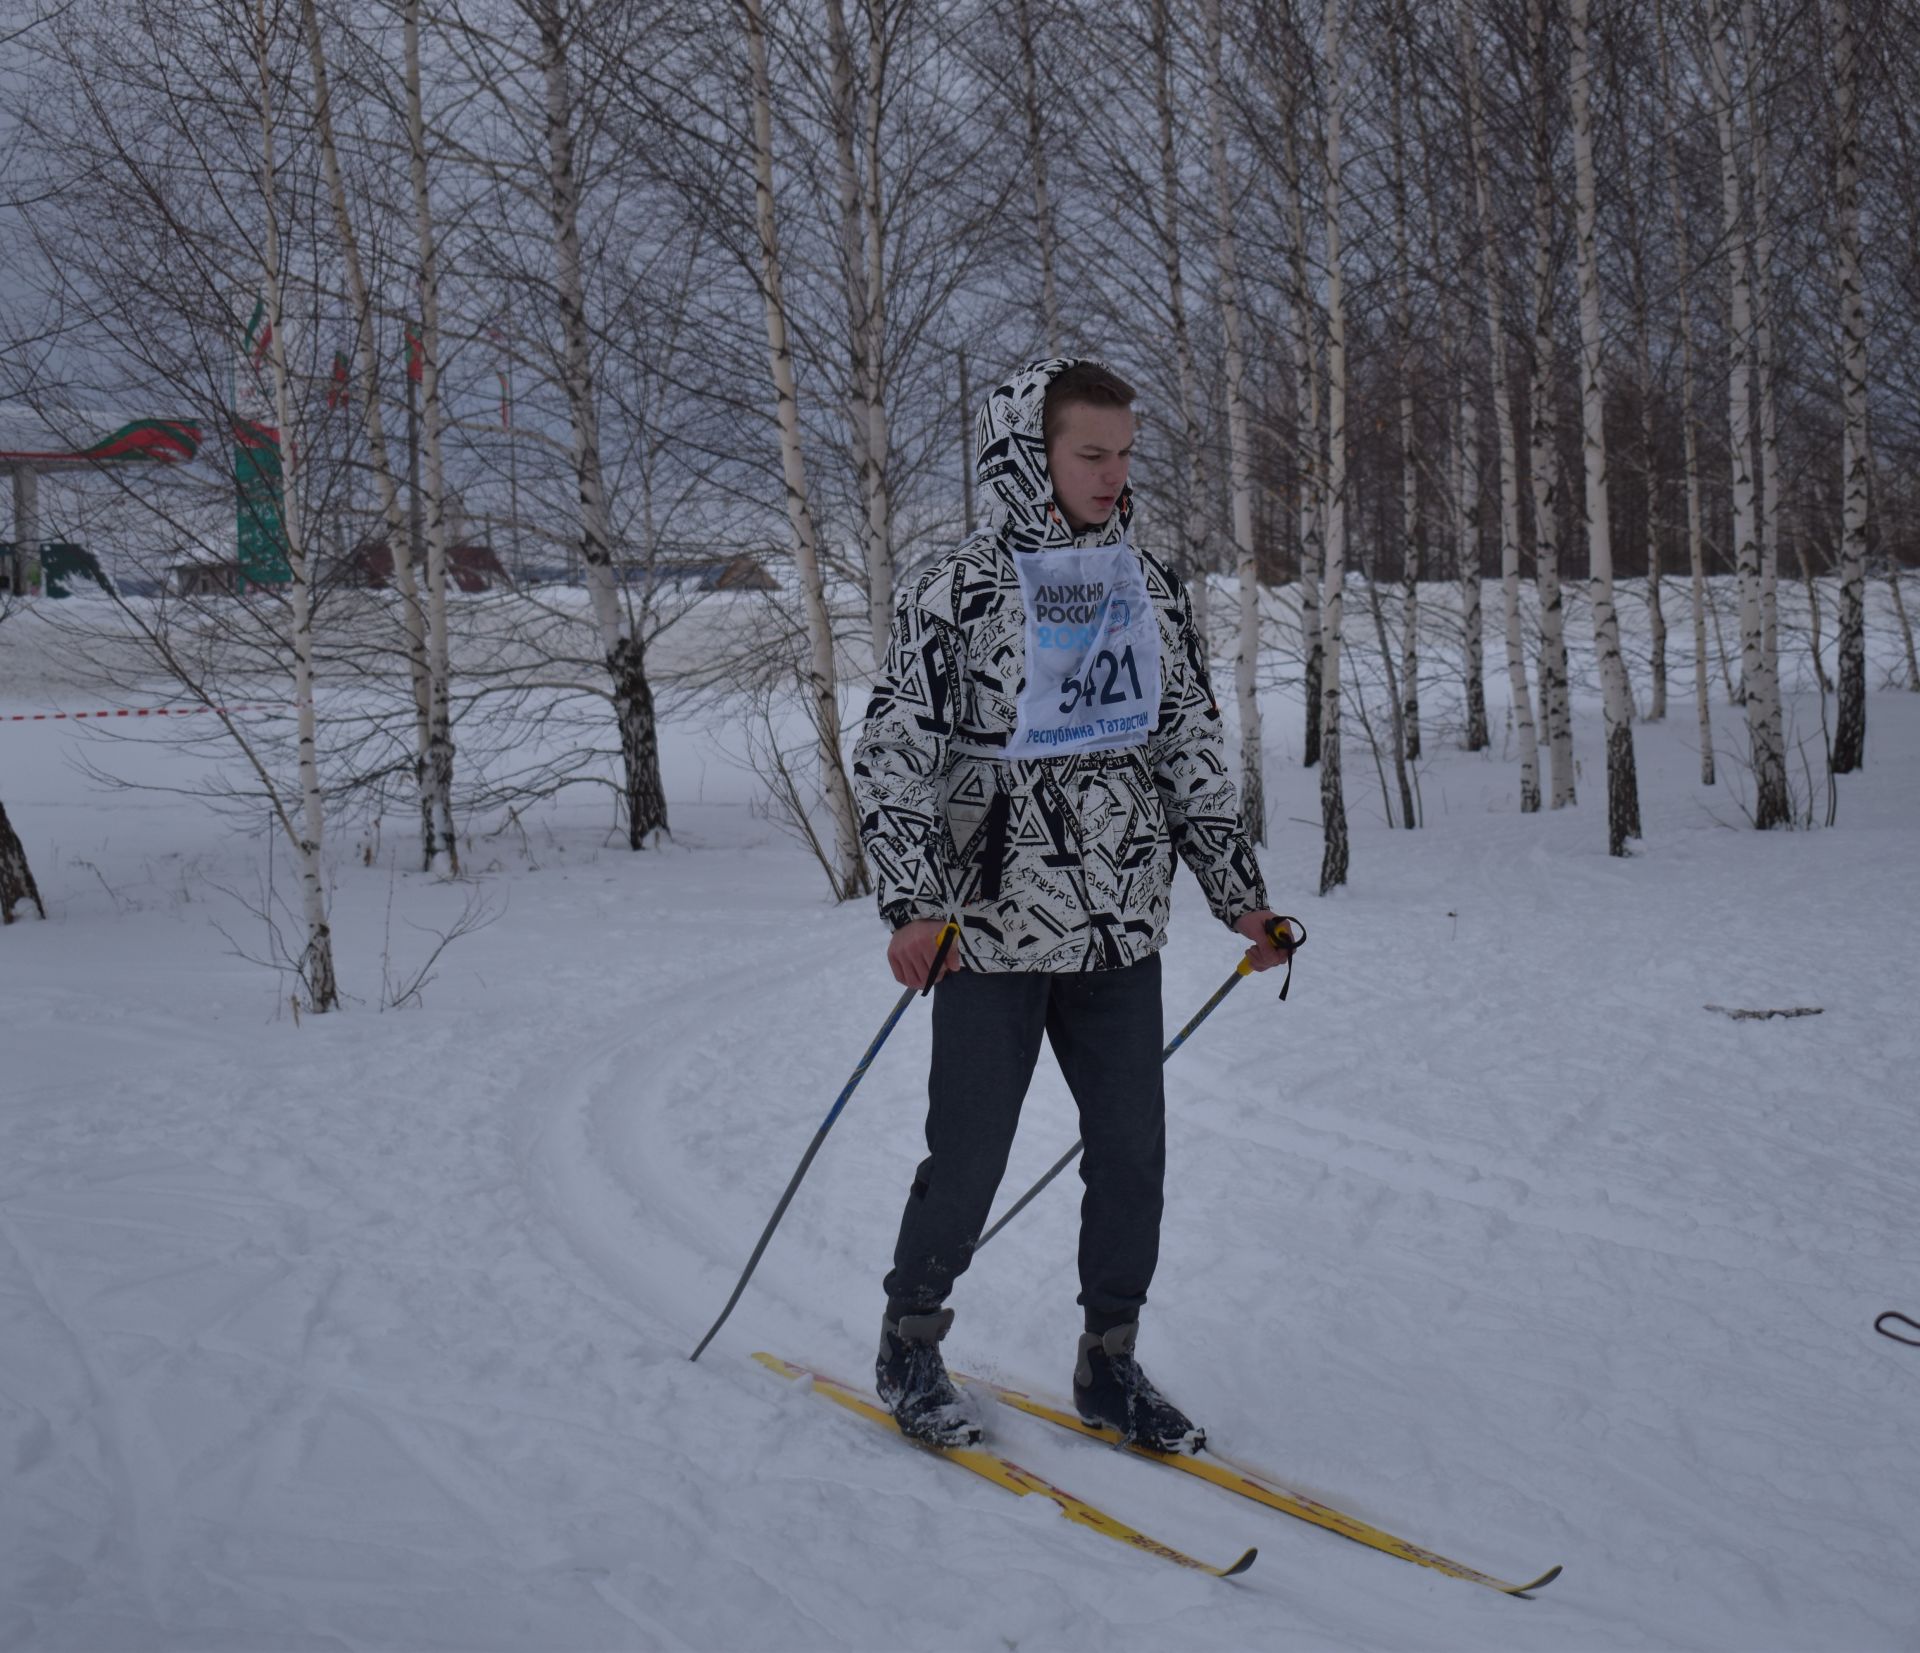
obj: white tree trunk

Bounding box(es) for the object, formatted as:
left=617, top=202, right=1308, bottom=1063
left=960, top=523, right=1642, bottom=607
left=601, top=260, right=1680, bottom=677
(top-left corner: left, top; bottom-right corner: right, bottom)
left=537, top=0, right=667, bottom=846
left=860, top=5, right=894, bottom=645
left=251, top=0, right=337, bottom=1011
left=823, top=0, right=894, bottom=666
left=1570, top=0, right=1641, bottom=854
left=1743, top=0, right=1788, bottom=815
left=1655, top=0, right=1715, bottom=785
left=1458, top=0, right=1539, bottom=811
left=298, top=0, right=437, bottom=868
left=1708, top=0, right=1787, bottom=828
left=1317, top=0, right=1350, bottom=892
left=405, top=0, right=459, bottom=874
left=1456, top=388, right=1487, bottom=752
left=1389, top=13, right=1419, bottom=766
left=1452, top=155, right=1488, bottom=756
left=1610, top=35, right=1667, bottom=725
left=1205, top=0, right=1264, bottom=843
left=745, top=0, right=866, bottom=898
left=1282, top=129, right=1323, bottom=772
left=1831, top=0, right=1868, bottom=771
left=1528, top=0, right=1575, bottom=807
left=1152, top=0, right=1212, bottom=641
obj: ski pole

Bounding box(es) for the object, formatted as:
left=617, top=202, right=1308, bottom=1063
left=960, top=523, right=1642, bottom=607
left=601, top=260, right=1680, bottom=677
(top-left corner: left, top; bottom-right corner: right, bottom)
left=972, top=916, right=1304, bottom=1254
left=689, top=920, right=959, bottom=1362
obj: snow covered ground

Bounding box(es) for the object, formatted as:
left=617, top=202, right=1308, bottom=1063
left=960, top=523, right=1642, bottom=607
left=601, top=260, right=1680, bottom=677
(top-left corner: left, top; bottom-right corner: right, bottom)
left=4, top=586, right=1918, bottom=1651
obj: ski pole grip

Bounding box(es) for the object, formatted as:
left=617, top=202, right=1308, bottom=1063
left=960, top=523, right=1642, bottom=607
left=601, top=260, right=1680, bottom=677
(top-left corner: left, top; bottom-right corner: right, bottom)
left=1265, top=915, right=1305, bottom=954
left=1264, top=915, right=1305, bottom=1002
left=920, top=921, right=959, bottom=996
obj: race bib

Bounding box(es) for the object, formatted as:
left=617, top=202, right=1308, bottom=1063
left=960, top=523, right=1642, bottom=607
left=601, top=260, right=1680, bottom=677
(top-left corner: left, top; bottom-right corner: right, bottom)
left=1007, top=543, right=1162, bottom=759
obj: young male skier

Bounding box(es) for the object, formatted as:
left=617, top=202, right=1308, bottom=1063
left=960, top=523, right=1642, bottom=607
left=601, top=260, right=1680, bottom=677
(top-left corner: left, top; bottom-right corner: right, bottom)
left=851, top=358, right=1290, bottom=1452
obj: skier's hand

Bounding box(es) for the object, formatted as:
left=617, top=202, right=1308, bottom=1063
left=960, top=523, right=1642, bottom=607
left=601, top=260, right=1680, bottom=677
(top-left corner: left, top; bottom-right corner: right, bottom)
left=889, top=919, right=962, bottom=989
left=1234, top=910, right=1295, bottom=973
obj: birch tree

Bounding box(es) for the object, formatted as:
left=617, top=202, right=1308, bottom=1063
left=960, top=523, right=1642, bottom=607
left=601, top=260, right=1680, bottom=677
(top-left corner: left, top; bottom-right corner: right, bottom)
left=251, top=0, right=338, bottom=1010
left=1459, top=0, right=1540, bottom=812
left=1609, top=39, right=1666, bottom=723
left=1655, top=0, right=1714, bottom=785
left=1205, top=0, right=1265, bottom=843
left=404, top=0, right=459, bottom=873
left=1388, top=6, right=1420, bottom=765
left=743, top=0, right=867, bottom=898
left=1742, top=0, right=1787, bottom=809
left=1457, top=385, right=1486, bottom=753
left=1410, top=65, right=1486, bottom=755
left=298, top=0, right=439, bottom=867
left=1528, top=0, right=1575, bottom=806
left=1708, top=0, right=1789, bottom=827
left=532, top=0, right=669, bottom=849
left=1317, top=0, right=1350, bottom=893
left=823, top=0, right=895, bottom=665
left=1830, top=0, right=1868, bottom=772
left=1150, top=0, right=1213, bottom=643
left=1276, top=57, right=1325, bottom=773
left=1569, top=0, right=1641, bottom=854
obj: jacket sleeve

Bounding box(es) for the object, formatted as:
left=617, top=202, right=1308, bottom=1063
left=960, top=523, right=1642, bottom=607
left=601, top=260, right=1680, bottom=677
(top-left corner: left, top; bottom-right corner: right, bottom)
left=850, top=582, right=963, bottom=929
left=1146, top=573, right=1270, bottom=928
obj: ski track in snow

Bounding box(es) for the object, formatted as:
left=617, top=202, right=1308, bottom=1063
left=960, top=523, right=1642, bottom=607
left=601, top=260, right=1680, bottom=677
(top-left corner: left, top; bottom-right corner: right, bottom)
left=5, top=598, right=1920, bottom=1649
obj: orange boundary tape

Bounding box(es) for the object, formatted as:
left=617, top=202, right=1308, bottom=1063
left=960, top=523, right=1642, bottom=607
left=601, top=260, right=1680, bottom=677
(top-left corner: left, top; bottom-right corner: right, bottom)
left=3, top=704, right=293, bottom=723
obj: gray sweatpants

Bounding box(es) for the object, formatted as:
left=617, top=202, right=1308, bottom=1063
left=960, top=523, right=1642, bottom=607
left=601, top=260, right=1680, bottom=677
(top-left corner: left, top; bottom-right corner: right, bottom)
left=882, top=954, right=1165, bottom=1335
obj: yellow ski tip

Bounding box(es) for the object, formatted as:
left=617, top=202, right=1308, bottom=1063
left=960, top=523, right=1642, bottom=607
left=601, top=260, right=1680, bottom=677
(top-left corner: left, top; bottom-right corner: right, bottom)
left=1218, top=1546, right=1258, bottom=1579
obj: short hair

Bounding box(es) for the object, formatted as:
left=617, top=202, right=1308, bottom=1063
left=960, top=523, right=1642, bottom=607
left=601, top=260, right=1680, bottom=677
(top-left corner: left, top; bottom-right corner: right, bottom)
left=1043, top=361, right=1137, bottom=445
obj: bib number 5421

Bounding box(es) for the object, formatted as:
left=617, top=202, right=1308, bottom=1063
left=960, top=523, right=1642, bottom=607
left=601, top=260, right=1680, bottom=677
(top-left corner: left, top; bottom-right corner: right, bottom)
left=1059, top=644, right=1145, bottom=715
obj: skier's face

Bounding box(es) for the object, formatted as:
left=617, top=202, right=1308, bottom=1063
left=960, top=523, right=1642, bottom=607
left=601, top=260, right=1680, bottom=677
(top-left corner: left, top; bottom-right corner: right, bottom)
left=1047, top=402, right=1134, bottom=533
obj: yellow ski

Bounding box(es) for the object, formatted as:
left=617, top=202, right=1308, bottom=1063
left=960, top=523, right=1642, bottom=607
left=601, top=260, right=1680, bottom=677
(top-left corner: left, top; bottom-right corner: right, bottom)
left=957, top=1371, right=1560, bottom=1598
left=753, top=1353, right=1255, bottom=1579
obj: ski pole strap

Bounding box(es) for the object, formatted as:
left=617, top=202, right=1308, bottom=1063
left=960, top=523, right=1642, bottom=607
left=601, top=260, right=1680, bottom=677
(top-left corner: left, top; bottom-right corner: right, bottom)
left=1876, top=1311, right=1920, bottom=1347
left=1264, top=915, right=1305, bottom=1002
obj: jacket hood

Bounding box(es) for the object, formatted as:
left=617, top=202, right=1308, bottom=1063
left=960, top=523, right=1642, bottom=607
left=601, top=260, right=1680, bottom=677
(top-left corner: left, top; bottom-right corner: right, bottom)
left=974, top=357, right=1135, bottom=551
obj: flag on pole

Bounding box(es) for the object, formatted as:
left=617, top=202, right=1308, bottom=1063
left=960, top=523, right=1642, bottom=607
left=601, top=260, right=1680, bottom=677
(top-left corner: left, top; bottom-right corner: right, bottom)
left=405, top=323, right=425, bottom=384
left=243, top=297, right=275, bottom=371
left=233, top=293, right=289, bottom=588
left=487, top=321, right=512, bottom=430
left=326, top=351, right=350, bottom=410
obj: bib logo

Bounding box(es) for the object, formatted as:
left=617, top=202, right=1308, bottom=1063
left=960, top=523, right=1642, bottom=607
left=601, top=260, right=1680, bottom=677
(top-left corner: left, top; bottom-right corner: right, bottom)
left=1030, top=582, right=1108, bottom=625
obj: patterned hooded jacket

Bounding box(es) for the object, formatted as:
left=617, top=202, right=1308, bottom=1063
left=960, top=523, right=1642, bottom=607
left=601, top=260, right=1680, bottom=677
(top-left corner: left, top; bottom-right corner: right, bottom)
left=851, top=359, right=1268, bottom=973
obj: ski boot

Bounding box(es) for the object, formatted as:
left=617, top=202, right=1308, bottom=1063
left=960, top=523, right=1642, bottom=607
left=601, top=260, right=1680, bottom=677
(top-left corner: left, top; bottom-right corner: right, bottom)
left=1073, top=1322, right=1205, bottom=1454
left=876, top=1308, right=981, bottom=1448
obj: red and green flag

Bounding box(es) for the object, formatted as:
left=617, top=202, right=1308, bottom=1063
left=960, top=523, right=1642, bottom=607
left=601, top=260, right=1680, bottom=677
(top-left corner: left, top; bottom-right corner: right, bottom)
left=326, top=350, right=350, bottom=410
left=242, top=296, right=275, bottom=372
left=233, top=294, right=289, bottom=588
